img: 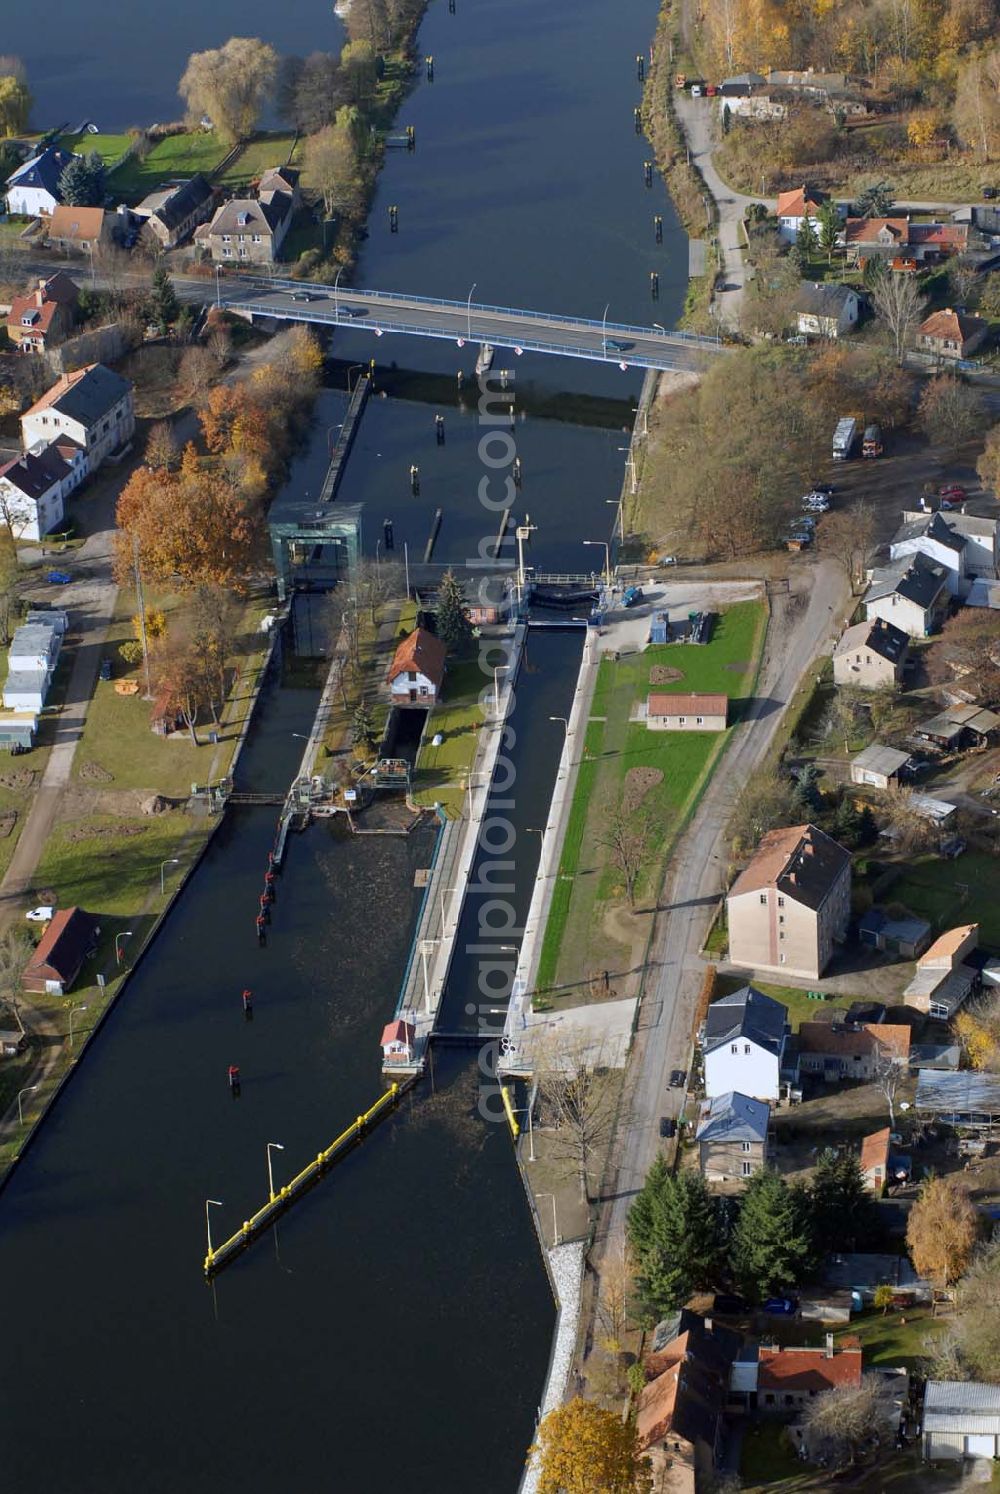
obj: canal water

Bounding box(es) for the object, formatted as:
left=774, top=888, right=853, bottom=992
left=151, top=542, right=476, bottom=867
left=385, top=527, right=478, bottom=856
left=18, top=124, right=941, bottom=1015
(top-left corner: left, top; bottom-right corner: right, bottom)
left=0, top=0, right=690, bottom=1488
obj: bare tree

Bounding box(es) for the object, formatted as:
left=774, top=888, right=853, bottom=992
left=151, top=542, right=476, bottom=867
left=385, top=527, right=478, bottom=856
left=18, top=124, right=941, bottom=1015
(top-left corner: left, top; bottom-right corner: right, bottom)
left=0, top=928, right=34, bottom=1033
left=871, top=272, right=925, bottom=364
left=596, top=1237, right=637, bottom=1350
left=353, top=556, right=405, bottom=626
left=801, top=1375, right=896, bottom=1469
left=178, top=37, right=279, bottom=143
left=871, top=1044, right=906, bottom=1132
left=879, top=783, right=936, bottom=854
left=305, top=120, right=358, bottom=220
left=820, top=499, right=877, bottom=593
left=145, top=420, right=180, bottom=471
left=599, top=808, right=653, bottom=910
left=534, top=1035, right=620, bottom=1203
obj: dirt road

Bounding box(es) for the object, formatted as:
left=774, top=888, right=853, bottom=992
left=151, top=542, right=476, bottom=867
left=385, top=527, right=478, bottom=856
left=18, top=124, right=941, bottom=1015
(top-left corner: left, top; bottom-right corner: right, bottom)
left=673, top=91, right=757, bottom=328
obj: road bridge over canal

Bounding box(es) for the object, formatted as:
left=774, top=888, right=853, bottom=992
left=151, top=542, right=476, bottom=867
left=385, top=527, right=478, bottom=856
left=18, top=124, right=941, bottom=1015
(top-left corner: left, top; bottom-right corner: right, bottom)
left=216, top=275, right=725, bottom=373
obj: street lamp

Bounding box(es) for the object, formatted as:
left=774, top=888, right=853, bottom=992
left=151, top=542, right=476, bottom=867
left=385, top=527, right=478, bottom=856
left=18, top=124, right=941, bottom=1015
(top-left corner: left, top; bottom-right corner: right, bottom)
left=419, top=938, right=439, bottom=1013
left=334, top=264, right=344, bottom=316
left=160, top=858, right=181, bottom=895
left=205, top=1198, right=224, bottom=1257
left=618, top=446, right=638, bottom=496
left=549, top=715, right=569, bottom=736
left=215, top=264, right=223, bottom=309
left=465, top=769, right=491, bottom=821
left=582, top=539, right=611, bottom=585
left=17, top=1084, right=38, bottom=1126
left=467, top=282, right=477, bottom=341
left=536, top=1191, right=560, bottom=1245
left=68, top=1004, right=88, bottom=1048
left=493, top=664, right=507, bottom=715
left=601, top=301, right=610, bottom=355
left=439, top=883, right=461, bottom=930
left=267, top=1142, right=285, bottom=1202
left=607, top=496, right=625, bottom=540
left=115, top=931, right=133, bottom=966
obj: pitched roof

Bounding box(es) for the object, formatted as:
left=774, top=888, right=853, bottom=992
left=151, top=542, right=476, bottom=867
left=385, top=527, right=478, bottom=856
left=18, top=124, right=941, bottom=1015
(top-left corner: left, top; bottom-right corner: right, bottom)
left=696, top=1090, right=770, bottom=1144
left=865, top=552, right=950, bottom=609
left=910, top=223, right=969, bottom=247
left=7, top=272, right=80, bottom=339
left=47, top=205, right=106, bottom=241
left=380, top=1018, right=414, bottom=1046
left=637, top=1345, right=727, bottom=1452
left=796, top=280, right=856, bottom=316
left=6, top=146, right=74, bottom=197
left=728, top=823, right=850, bottom=911
left=860, top=1127, right=891, bottom=1175
left=919, top=924, right=978, bottom=966
left=704, top=985, right=787, bottom=1056
left=919, top=703, right=1000, bottom=738
left=386, top=627, right=446, bottom=689
left=924, top=1380, right=1000, bottom=1433
left=797, top=1021, right=911, bottom=1061
left=758, top=1342, right=862, bottom=1393
left=208, top=193, right=292, bottom=238
left=647, top=691, right=728, bottom=718
left=833, top=617, right=909, bottom=664
left=919, top=307, right=987, bottom=342
left=851, top=742, right=911, bottom=778
left=916, top=1070, right=1000, bottom=1113
left=892, top=511, right=967, bottom=554
left=23, top=907, right=97, bottom=987
left=777, top=186, right=826, bottom=218
left=259, top=166, right=299, bottom=196
left=0, top=447, right=71, bottom=501
left=22, top=363, right=131, bottom=430
left=844, top=217, right=909, bottom=244
left=148, top=174, right=214, bottom=231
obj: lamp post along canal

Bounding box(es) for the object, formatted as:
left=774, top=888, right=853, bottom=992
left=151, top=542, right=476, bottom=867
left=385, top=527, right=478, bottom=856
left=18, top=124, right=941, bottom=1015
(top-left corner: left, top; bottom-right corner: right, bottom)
left=205, top=1198, right=223, bottom=1258
left=17, top=1084, right=38, bottom=1126
left=267, top=1142, right=284, bottom=1202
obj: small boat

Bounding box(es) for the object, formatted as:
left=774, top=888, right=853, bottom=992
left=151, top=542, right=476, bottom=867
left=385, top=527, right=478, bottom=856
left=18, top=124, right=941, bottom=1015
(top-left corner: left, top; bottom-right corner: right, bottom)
left=475, top=343, right=495, bottom=375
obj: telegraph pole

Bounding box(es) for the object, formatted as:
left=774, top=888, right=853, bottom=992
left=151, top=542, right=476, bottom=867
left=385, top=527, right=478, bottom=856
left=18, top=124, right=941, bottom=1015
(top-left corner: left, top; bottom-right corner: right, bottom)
left=132, top=530, right=152, bottom=700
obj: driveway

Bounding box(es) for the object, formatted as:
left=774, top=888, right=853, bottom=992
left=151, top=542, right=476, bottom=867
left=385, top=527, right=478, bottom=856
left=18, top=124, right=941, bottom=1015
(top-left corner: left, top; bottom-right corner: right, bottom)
left=596, top=557, right=848, bottom=1262
left=673, top=92, right=758, bottom=328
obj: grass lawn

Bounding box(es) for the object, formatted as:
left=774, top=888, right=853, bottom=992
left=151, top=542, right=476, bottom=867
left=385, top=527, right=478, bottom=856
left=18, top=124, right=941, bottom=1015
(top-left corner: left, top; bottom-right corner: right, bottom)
left=111, top=132, right=230, bottom=199
left=33, top=811, right=206, bottom=916
left=741, top=1432, right=973, bottom=1494
left=740, top=1422, right=805, bottom=1487
left=888, top=852, right=1000, bottom=947
left=836, top=1305, right=944, bottom=1370
left=717, top=972, right=851, bottom=1031
left=411, top=657, right=489, bottom=816
left=536, top=601, right=767, bottom=993
left=57, top=132, right=132, bottom=166
left=215, top=133, right=298, bottom=188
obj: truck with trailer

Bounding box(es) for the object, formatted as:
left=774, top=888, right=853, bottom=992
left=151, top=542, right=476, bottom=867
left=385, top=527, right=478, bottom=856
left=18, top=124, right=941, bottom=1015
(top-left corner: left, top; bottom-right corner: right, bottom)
left=862, top=423, right=883, bottom=458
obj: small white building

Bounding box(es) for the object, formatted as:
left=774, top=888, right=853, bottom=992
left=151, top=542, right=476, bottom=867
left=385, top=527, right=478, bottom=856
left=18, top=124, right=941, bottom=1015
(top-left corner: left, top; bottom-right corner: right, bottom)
left=702, top=986, right=788, bottom=1102
left=4, top=613, right=64, bottom=713
left=776, top=184, right=831, bottom=243
left=923, top=1381, right=1000, bottom=1462
left=20, top=364, right=135, bottom=478
left=646, top=691, right=728, bottom=731
left=380, top=1018, right=415, bottom=1065
left=864, top=553, right=950, bottom=638
left=386, top=627, right=446, bottom=707
left=891, top=509, right=998, bottom=599
left=850, top=742, right=912, bottom=789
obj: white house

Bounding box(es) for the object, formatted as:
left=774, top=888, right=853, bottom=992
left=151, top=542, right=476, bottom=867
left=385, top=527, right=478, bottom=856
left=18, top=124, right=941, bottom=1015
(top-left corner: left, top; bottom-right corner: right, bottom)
left=776, top=185, right=831, bottom=244
left=20, top=364, right=135, bottom=477
left=386, top=627, right=446, bottom=707
left=380, top=1018, right=415, bottom=1065
left=864, top=553, right=951, bottom=638
left=702, top=985, right=788, bottom=1102
left=795, top=282, right=860, bottom=339
left=4, top=146, right=75, bottom=217
left=891, top=509, right=997, bottom=600
left=923, top=1381, right=1000, bottom=1461
left=0, top=448, right=73, bottom=541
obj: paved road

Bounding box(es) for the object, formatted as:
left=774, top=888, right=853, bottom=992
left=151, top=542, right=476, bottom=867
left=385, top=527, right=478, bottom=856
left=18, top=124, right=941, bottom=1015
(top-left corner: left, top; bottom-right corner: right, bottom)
left=673, top=92, right=753, bottom=329
left=215, top=277, right=725, bottom=373
left=598, top=557, right=848, bottom=1255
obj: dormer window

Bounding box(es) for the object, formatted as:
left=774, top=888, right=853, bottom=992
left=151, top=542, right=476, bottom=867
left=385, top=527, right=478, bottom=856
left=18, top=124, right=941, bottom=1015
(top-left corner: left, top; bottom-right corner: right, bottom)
left=237, top=211, right=250, bottom=227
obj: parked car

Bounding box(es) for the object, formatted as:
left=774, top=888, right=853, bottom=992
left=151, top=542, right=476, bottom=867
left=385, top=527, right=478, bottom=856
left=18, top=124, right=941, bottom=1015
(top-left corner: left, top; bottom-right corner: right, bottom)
left=810, top=482, right=835, bottom=495
left=792, top=515, right=816, bottom=533
left=99, top=657, right=112, bottom=681
left=802, top=493, right=830, bottom=512
left=762, top=1296, right=798, bottom=1316
left=623, top=585, right=643, bottom=607
left=607, top=339, right=633, bottom=353
left=939, top=484, right=967, bottom=505
left=712, top=1293, right=748, bottom=1316
left=657, top=554, right=677, bottom=567
left=659, top=1116, right=676, bottom=1138
left=670, top=1069, right=687, bottom=1088
left=46, top=570, right=72, bottom=585
left=340, top=305, right=368, bottom=318
left=984, top=186, right=997, bottom=200
left=690, top=84, right=703, bottom=97
left=25, top=905, right=55, bottom=923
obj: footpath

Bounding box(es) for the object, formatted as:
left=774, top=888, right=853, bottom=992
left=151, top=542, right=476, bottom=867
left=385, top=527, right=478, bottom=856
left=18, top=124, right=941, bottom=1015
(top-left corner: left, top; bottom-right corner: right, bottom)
left=673, top=90, right=752, bottom=329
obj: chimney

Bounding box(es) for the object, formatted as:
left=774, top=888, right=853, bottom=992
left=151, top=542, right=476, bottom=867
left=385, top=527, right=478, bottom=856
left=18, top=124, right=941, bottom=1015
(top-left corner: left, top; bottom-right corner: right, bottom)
left=704, top=1316, right=713, bottom=1335
left=825, top=1333, right=834, bottom=1357
left=788, top=871, right=796, bottom=884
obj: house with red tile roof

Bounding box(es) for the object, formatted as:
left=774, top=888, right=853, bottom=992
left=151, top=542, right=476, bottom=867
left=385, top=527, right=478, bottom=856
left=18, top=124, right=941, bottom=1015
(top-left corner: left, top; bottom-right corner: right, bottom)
left=46, top=204, right=111, bottom=256
left=756, top=1337, right=863, bottom=1411
left=777, top=185, right=830, bottom=243
left=918, top=308, right=989, bottom=361
left=796, top=1021, right=911, bottom=1081
left=646, top=692, right=728, bottom=731
left=905, top=924, right=980, bottom=1018
left=6, top=272, right=79, bottom=354
left=23, top=908, right=98, bottom=995
left=380, top=1018, right=415, bottom=1064
left=386, top=627, right=446, bottom=706
left=860, top=1127, right=891, bottom=1196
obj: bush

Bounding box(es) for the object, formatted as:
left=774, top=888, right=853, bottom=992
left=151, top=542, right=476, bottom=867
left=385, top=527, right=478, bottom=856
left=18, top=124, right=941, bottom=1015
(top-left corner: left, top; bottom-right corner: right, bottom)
left=119, top=639, right=144, bottom=665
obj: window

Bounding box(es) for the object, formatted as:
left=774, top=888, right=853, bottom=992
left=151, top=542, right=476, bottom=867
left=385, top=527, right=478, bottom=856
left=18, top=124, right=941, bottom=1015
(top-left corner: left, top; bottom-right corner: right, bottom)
left=765, top=1394, right=775, bottom=1406
left=779, top=931, right=785, bottom=941
left=759, top=893, right=768, bottom=906
left=779, top=953, right=786, bottom=964
left=785, top=1395, right=794, bottom=1406
left=222, top=234, right=231, bottom=243
left=731, top=1044, right=738, bottom=1054
left=742, top=1141, right=752, bottom=1152
left=222, top=247, right=231, bottom=257
left=252, top=234, right=262, bottom=244
left=741, top=1160, right=753, bottom=1176
left=238, top=247, right=247, bottom=258
left=678, top=716, right=686, bottom=724
left=744, top=1044, right=751, bottom=1054
left=777, top=896, right=784, bottom=908
left=696, top=716, right=704, bottom=725
left=778, top=915, right=785, bottom=925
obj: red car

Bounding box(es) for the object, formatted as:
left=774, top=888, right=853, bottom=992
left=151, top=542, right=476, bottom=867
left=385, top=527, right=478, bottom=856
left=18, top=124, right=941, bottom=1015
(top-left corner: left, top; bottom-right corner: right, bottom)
left=939, top=484, right=967, bottom=503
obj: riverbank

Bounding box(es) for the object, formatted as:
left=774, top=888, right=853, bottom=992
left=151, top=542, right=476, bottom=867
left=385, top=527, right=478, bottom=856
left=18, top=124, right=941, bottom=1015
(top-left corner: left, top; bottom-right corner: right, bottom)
left=640, top=0, right=719, bottom=331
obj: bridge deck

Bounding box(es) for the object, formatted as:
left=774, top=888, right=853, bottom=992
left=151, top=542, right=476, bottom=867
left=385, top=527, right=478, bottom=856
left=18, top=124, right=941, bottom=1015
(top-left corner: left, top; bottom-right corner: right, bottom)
left=218, top=275, right=725, bottom=373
